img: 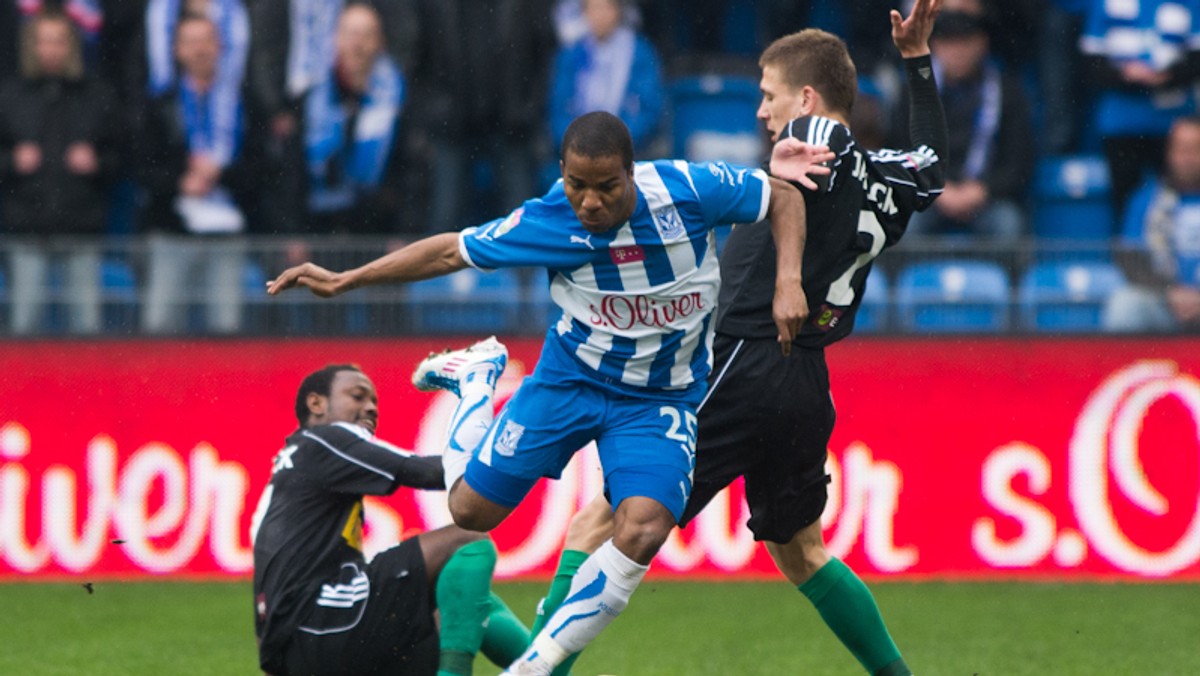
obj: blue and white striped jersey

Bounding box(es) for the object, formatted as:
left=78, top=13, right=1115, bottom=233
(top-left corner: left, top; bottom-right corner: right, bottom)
left=459, top=159, right=771, bottom=394
left=1079, top=0, right=1200, bottom=135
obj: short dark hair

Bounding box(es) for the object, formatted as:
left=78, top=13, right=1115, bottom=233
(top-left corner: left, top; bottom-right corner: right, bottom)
left=294, top=364, right=362, bottom=427
left=560, top=111, right=634, bottom=169
left=760, top=28, right=857, bottom=117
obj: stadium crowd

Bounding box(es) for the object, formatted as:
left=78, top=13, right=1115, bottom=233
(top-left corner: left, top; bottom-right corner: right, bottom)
left=1, top=0, right=1199, bottom=336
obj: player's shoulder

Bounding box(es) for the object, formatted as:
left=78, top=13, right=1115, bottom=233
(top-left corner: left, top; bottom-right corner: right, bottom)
left=780, top=115, right=853, bottom=155
left=298, top=422, right=373, bottom=449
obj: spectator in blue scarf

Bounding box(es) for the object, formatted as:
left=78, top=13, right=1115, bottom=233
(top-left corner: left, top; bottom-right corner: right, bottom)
left=548, top=0, right=665, bottom=155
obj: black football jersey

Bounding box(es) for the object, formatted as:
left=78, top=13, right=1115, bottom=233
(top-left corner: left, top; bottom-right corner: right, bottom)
left=250, top=422, right=442, bottom=668
left=716, top=115, right=945, bottom=347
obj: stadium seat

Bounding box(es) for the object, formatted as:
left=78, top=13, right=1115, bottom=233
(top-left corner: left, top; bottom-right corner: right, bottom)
left=407, top=268, right=523, bottom=334
left=1018, top=260, right=1126, bottom=332
left=894, top=260, right=1011, bottom=332
left=669, top=75, right=763, bottom=165
left=101, top=258, right=138, bottom=332
left=854, top=270, right=890, bottom=333
left=1032, top=155, right=1114, bottom=240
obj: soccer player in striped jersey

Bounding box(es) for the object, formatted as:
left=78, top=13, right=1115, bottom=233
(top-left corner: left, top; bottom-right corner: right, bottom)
left=270, top=108, right=835, bottom=672
left=250, top=363, right=530, bottom=675
left=267, top=111, right=832, bottom=674
left=531, top=2, right=948, bottom=674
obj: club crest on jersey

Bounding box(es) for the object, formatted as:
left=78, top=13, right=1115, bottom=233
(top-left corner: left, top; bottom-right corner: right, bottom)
left=652, top=205, right=686, bottom=240
left=495, top=420, right=525, bottom=457
left=610, top=244, right=646, bottom=265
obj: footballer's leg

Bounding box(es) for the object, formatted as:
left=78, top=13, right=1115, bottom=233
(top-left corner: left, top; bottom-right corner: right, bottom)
left=766, top=525, right=910, bottom=676
left=413, top=336, right=509, bottom=492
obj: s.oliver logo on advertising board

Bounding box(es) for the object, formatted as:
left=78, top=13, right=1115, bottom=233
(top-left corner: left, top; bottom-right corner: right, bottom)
left=0, top=339, right=1197, bottom=580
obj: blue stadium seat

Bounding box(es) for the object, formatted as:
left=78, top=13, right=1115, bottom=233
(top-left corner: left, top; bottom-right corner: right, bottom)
left=1032, top=155, right=1114, bottom=240
left=1018, top=260, right=1126, bottom=332
left=670, top=75, right=762, bottom=165
left=100, top=258, right=138, bottom=332
left=407, top=268, right=522, bottom=334
left=854, top=270, right=890, bottom=333
left=895, top=260, right=1011, bottom=332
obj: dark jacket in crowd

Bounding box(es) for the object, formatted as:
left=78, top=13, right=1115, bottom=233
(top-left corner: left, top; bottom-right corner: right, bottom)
left=135, top=86, right=259, bottom=234
left=0, top=74, right=121, bottom=235
left=407, top=0, right=556, bottom=141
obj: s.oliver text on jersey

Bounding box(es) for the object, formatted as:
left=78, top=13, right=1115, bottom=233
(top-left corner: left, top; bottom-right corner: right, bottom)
left=588, top=292, right=705, bottom=330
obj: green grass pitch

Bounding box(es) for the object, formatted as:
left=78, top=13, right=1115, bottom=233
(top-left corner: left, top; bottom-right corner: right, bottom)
left=3, top=579, right=1197, bottom=675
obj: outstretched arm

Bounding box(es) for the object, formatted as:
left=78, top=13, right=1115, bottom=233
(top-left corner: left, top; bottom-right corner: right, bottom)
left=765, top=177, right=808, bottom=355
left=267, top=232, right=468, bottom=297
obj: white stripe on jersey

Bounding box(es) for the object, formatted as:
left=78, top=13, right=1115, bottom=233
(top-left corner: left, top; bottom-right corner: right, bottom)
left=316, top=577, right=370, bottom=607
left=637, top=163, right=705, bottom=282
left=302, top=428, right=396, bottom=482
left=826, top=211, right=886, bottom=306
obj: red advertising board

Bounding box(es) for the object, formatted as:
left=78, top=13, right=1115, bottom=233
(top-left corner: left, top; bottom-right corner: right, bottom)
left=1, top=337, right=1198, bottom=580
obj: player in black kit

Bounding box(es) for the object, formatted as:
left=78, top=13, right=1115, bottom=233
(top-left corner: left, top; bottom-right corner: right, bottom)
left=250, top=361, right=529, bottom=676
left=531, top=2, right=947, bottom=675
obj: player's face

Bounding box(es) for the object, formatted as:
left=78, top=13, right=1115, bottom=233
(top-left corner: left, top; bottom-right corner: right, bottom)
left=758, top=64, right=806, bottom=142
left=312, top=371, right=379, bottom=433
left=561, top=150, right=637, bottom=234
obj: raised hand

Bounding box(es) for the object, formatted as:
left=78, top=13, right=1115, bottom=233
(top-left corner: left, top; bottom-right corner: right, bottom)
left=769, top=139, right=835, bottom=189
left=891, top=0, right=942, bottom=58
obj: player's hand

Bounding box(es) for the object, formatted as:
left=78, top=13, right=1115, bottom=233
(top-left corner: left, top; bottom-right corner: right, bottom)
left=267, top=262, right=345, bottom=298
left=773, top=283, right=809, bottom=357
left=891, top=0, right=941, bottom=58
left=769, top=139, right=835, bottom=190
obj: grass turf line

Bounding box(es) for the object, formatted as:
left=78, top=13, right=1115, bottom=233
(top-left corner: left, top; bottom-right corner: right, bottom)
left=2, top=580, right=1197, bottom=675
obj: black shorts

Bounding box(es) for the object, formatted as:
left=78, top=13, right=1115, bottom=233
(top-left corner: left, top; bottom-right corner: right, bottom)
left=281, top=538, right=439, bottom=676
left=679, top=335, right=835, bottom=544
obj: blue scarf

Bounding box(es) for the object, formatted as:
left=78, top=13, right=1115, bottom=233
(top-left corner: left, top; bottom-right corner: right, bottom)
left=179, top=76, right=242, bottom=166
left=305, top=56, right=404, bottom=212
left=934, top=56, right=1002, bottom=181
left=145, top=0, right=248, bottom=93
left=286, top=0, right=342, bottom=98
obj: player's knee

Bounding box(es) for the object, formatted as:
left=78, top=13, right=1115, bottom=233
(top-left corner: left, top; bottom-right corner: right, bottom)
left=447, top=485, right=508, bottom=532
left=612, top=498, right=675, bottom=564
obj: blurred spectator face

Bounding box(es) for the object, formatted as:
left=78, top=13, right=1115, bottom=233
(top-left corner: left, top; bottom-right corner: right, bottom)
left=33, top=16, right=74, bottom=77
left=1168, top=120, right=1200, bottom=193
left=335, top=5, right=384, bottom=75
left=931, top=12, right=989, bottom=83
left=174, top=17, right=221, bottom=81
left=584, top=0, right=622, bottom=41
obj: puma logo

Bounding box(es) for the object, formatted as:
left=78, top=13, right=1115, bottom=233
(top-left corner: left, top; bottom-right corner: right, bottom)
left=570, top=234, right=595, bottom=250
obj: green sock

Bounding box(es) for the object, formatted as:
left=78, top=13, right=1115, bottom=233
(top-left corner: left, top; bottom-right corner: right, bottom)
left=480, top=591, right=531, bottom=667
left=530, top=549, right=589, bottom=676
left=798, top=557, right=910, bottom=676
left=435, top=539, right=498, bottom=676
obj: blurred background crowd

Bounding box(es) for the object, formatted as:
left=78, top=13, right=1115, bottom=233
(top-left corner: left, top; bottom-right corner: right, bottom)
left=1, top=0, right=1198, bottom=337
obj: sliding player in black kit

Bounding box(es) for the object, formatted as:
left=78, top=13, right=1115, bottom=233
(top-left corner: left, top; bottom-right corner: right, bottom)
left=531, top=2, right=948, bottom=675
left=250, top=357, right=529, bottom=676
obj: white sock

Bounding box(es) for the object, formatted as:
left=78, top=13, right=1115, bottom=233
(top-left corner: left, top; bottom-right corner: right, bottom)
left=535, top=540, right=649, bottom=660
left=441, top=368, right=497, bottom=490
